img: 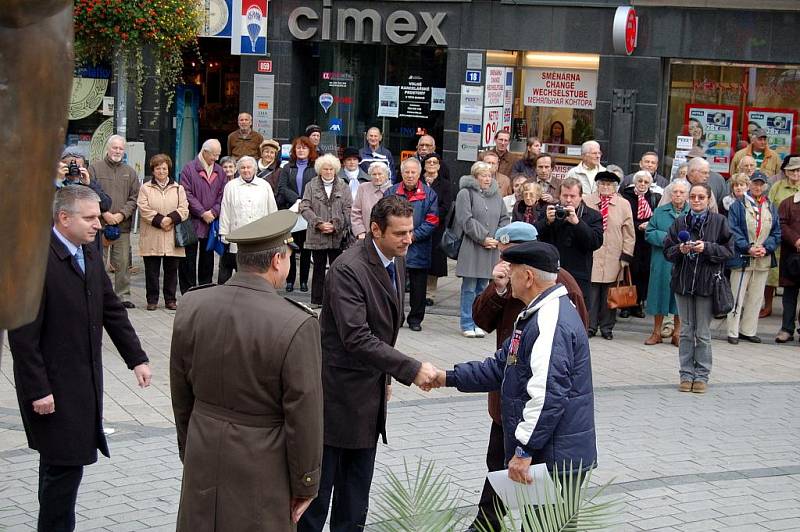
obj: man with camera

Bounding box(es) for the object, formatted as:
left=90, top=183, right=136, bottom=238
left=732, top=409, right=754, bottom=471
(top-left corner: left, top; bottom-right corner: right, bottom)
left=534, top=177, right=603, bottom=308
left=57, top=147, right=112, bottom=252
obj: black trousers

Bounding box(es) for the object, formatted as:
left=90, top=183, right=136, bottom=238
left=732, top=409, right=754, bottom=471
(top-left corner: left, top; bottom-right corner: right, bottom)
left=310, top=248, right=342, bottom=305
left=38, top=461, right=84, bottom=532
left=178, top=238, right=214, bottom=293
left=298, top=445, right=377, bottom=532
left=143, top=256, right=179, bottom=304
left=589, top=282, right=617, bottom=334
left=217, top=249, right=237, bottom=285
left=575, top=277, right=591, bottom=314
left=287, top=230, right=311, bottom=286
left=471, top=421, right=508, bottom=530
left=406, top=267, right=428, bottom=326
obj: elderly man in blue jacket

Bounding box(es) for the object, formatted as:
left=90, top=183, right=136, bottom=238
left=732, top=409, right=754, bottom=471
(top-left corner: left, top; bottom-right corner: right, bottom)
left=385, top=157, right=439, bottom=331
left=429, top=241, right=596, bottom=482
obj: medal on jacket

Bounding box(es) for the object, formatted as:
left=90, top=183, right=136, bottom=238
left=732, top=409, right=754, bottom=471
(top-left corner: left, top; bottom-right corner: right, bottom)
left=507, top=328, right=522, bottom=366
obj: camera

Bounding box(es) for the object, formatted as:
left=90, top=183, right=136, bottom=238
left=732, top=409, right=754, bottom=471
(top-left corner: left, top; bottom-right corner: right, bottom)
left=67, top=160, right=81, bottom=178
left=554, top=205, right=568, bottom=220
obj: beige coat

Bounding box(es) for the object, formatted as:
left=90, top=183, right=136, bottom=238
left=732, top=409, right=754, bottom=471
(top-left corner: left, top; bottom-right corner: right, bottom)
left=586, top=193, right=636, bottom=283
left=136, top=180, right=189, bottom=257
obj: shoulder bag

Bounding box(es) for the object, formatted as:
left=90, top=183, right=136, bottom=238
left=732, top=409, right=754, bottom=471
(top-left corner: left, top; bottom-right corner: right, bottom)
left=440, top=190, right=472, bottom=260
left=607, top=266, right=638, bottom=310
left=174, top=194, right=198, bottom=249
left=711, top=266, right=735, bottom=318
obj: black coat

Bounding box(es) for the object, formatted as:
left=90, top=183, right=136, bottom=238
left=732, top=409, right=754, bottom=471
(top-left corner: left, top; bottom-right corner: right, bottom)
left=428, top=175, right=453, bottom=277
left=319, top=235, right=422, bottom=448
left=535, top=203, right=604, bottom=282
left=8, top=232, right=148, bottom=466
left=276, top=160, right=316, bottom=209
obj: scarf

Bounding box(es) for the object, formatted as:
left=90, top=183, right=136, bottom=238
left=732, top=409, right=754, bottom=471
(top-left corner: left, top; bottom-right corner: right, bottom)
left=599, top=194, right=613, bottom=231
left=753, top=195, right=767, bottom=238
left=344, top=168, right=360, bottom=182
left=689, top=209, right=708, bottom=235
left=523, top=205, right=537, bottom=224
left=636, top=192, right=652, bottom=221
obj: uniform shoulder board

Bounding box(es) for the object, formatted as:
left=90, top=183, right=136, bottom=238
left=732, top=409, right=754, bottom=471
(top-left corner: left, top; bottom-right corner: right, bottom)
left=284, top=297, right=318, bottom=317
left=186, top=283, right=216, bottom=293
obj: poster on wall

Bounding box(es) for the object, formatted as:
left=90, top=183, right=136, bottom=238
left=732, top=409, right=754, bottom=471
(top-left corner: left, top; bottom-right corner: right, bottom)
left=378, top=85, right=400, bottom=117
left=458, top=85, right=483, bottom=161
left=523, top=68, right=597, bottom=110
left=482, top=107, right=502, bottom=148
left=744, top=107, right=797, bottom=163
left=231, top=0, right=267, bottom=55
left=253, top=74, right=274, bottom=138
left=399, top=74, right=431, bottom=119
left=684, top=104, right=737, bottom=176
left=502, top=68, right=514, bottom=133
left=485, top=66, right=506, bottom=107
left=431, top=87, right=446, bottom=111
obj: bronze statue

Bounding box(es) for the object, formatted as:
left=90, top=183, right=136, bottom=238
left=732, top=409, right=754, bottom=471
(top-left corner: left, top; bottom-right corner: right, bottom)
left=0, top=0, right=73, bottom=332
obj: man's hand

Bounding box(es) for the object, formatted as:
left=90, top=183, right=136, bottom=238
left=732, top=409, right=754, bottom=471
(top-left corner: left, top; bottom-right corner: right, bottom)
left=79, top=167, right=91, bottom=185
left=32, top=394, right=55, bottom=415
left=290, top=497, right=314, bottom=523
left=201, top=211, right=215, bottom=224
left=565, top=206, right=579, bottom=225
left=508, top=455, right=533, bottom=484
left=541, top=192, right=554, bottom=203
left=419, top=369, right=446, bottom=392
left=483, top=237, right=498, bottom=249
left=492, top=261, right=511, bottom=291
left=57, top=161, right=69, bottom=178
left=133, top=363, right=152, bottom=388
left=414, top=362, right=439, bottom=389
left=545, top=205, right=556, bottom=223
left=102, top=211, right=117, bottom=225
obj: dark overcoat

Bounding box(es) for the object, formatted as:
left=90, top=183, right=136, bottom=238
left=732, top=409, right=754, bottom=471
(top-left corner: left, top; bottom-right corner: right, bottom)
left=8, top=232, right=148, bottom=466
left=319, top=235, right=422, bottom=449
left=170, top=273, right=323, bottom=532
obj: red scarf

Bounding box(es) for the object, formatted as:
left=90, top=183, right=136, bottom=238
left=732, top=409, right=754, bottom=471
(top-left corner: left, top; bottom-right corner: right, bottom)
left=754, top=195, right=767, bottom=238
left=637, top=192, right=652, bottom=221
left=599, top=195, right=613, bottom=231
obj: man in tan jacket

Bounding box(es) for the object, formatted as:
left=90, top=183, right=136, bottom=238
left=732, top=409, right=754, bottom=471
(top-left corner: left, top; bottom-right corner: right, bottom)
left=730, top=127, right=780, bottom=177
left=170, top=211, right=323, bottom=532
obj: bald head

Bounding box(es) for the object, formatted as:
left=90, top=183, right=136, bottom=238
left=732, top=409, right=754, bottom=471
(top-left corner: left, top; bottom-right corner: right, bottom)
left=417, top=135, right=435, bottom=156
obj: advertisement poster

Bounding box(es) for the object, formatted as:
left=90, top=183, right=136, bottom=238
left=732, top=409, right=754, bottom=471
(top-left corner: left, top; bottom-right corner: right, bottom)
left=482, top=107, right=502, bottom=147
left=503, top=68, right=514, bottom=133
left=458, top=85, right=483, bottom=161
left=252, top=74, right=274, bottom=138
left=231, top=0, right=267, bottom=55
left=485, top=66, right=506, bottom=107
left=431, top=87, right=446, bottom=111
left=399, top=74, right=431, bottom=119
left=685, top=104, right=737, bottom=176
left=745, top=107, right=797, bottom=162
left=377, top=85, right=399, bottom=118
left=523, top=68, right=598, bottom=110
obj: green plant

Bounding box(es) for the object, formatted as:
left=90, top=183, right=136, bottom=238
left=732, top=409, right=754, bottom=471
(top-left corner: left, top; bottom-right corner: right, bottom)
left=371, top=459, right=618, bottom=532
left=73, top=0, right=203, bottom=116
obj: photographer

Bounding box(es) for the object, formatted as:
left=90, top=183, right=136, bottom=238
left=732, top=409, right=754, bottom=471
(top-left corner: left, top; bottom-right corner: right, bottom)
left=57, top=147, right=112, bottom=251
left=535, top=177, right=603, bottom=308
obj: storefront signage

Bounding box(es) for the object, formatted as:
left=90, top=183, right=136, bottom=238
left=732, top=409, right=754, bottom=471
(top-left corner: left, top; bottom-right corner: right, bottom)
left=502, top=69, right=514, bottom=134
left=482, top=107, right=502, bottom=147
left=676, top=135, right=694, bottom=151
left=458, top=85, right=483, bottom=161
left=399, top=75, right=431, bottom=119
left=685, top=104, right=737, bottom=176
left=612, top=6, right=638, bottom=56
left=745, top=108, right=797, bottom=162
left=431, top=87, right=446, bottom=111
left=231, top=0, right=268, bottom=55
left=319, top=93, right=334, bottom=114
left=485, top=67, right=505, bottom=107
left=201, top=0, right=232, bottom=37
left=253, top=74, right=274, bottom=138
left=288, top=1, right=448, bottom=45
left=257, top=59, right=272, bottom=73
left=465, top=70, right=481, bottom=84
left=523, top=68, right=597, bottom=110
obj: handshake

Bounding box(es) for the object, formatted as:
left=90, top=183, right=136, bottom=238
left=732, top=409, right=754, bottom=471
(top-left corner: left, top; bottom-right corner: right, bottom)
left=413, top=362, right=446, bottom=392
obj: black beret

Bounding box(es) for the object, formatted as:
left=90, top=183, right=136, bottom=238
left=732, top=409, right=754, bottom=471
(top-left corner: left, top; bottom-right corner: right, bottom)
left=305, top=124, right=322, bottom=136
left=595, top=170, right=620, bottom=183
left=341, top=147, right=361, bottom=161
left=501, top=241, right=560, bottom=273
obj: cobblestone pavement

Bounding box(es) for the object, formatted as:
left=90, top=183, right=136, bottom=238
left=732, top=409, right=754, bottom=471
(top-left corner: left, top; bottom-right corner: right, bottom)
left=1, top=256, right=799, bottom=531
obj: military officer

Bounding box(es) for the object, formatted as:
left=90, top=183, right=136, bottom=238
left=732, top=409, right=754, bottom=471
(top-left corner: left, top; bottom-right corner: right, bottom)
left=170, top=210, right=323, bottom=532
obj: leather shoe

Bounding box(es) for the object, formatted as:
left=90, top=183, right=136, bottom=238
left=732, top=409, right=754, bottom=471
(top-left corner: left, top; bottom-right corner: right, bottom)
left=619, top=309, right=630, bottom=318
left=601, top=331, right=613, bottom=340
left=727, top=336, right=739, bottom=345
left=300, top=282, right=309, bottom=292
left=738, top=334, right=762, bottom=343
left=285, top=283, right=294, bottom=292
left=409, top=324, right=422, bottom=332
left=775, top=330, right=793, bottom=343
left=679, top=381, right=692, bottom=392
left=425, top=298, right=434, bottom=306
left=146, top=303, right=157, bottom=311
left=691, top=381, right=707, bottom=394
left=122, top=301, right=135, bottom=309
left=631, top=308, right=646, bottom=318
left=165, top=301, right=177, bottom=310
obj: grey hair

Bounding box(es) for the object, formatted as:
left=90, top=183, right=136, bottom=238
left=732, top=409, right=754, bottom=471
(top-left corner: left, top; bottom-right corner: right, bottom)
left=53, top=184, right=100, bottom=219
left=688, top=157, right=709, bottom=173
left=470, top=161, right=492, bottom=177
left=237, top=244, right=290, bottom=273
left=368, top=161, right=389, bottom=176
left=606, top=164, right=625, bottom=179
left=401, top=157, right=422, bottom=172
left=633, top=170, right=653, bottom=183
left=581, top=140, right=600, bottom=155
left=670, top=178, right=690, bottom=192
left=522, top=265, right=558, bottom=284
left=105, top=134, right=126, bottom=151
left=219, top=156, right=237, bottom=167
left=201, top=139, right=221, bottom=153
left=236, top=156, right=257, bottom=172
left=315, top=153, right=341, bottom=174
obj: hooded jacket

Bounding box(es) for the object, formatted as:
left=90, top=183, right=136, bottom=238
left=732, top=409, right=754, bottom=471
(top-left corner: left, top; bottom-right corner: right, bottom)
left=454, top=175, right=510, bottom=278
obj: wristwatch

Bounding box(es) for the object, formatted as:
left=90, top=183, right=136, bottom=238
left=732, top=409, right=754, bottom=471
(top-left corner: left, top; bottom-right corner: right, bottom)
left=514, top=446, right=531, bottom=459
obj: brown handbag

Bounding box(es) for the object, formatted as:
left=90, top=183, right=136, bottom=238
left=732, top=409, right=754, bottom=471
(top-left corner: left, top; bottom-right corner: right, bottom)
left=607, top=266, right=638, bottom=309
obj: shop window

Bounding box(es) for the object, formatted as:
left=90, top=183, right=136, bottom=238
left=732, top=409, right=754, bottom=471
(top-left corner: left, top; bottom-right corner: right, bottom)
left=665, top=60, right=800, bottom=177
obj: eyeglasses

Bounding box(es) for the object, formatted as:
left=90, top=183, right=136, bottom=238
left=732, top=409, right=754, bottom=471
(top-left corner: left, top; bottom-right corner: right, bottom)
left=689, top=195, right=708, bottom=200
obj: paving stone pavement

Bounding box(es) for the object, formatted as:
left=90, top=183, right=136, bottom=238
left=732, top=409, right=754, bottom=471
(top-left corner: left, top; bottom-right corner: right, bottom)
left=1, top=254, right=799, bottom=530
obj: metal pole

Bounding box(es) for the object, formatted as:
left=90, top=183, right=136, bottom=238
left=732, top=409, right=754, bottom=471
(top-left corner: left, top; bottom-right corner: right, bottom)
left=114, top=47, right=128, bottom=139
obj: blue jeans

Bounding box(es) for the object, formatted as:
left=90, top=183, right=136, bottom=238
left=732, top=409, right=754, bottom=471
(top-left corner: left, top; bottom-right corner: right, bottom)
left=461, top=277, right=489, bottom=331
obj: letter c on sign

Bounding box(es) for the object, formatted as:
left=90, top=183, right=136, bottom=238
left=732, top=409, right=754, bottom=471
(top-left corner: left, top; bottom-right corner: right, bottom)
left=288, top=6, right=318, bottom=40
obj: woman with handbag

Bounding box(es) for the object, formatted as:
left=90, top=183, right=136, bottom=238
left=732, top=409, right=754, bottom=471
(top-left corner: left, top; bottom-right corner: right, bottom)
left=300, top=153, right=353, bottom=309
left=620, top=170, right=661, bottom=319
left=664, top=183, right=734, bottom=393
left=454, top=161, right=510, bottom=337
left=644, top=179, right=690, bottom=346
left=136, top=154, right=190, bottom=311
left=725, top=173, right=781, bottom=344
left=776, top=189, right=800, bottom=343
left=585, top=171, right=636, bottom=340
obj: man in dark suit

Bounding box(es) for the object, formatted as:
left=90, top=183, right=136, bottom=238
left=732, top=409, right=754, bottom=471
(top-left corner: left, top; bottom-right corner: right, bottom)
left=8, top=186, right=151, bottom=531
left=298, top=196, right=440, bottom=532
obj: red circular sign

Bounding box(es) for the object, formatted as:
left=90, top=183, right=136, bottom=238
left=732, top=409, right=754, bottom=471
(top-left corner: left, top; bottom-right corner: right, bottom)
left=625, top=8, right=638, bottom=55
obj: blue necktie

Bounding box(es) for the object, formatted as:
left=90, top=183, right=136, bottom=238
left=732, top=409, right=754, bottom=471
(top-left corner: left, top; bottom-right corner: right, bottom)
left=75, top=246, right=85, bottom=274
left=386, top=262, right=396, bottom=288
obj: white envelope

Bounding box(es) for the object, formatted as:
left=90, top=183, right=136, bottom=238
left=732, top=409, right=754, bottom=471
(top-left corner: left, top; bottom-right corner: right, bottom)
left=487, top=464, right=558, bottom=509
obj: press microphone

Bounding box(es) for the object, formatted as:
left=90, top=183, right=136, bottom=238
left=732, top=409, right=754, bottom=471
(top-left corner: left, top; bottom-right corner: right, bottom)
left=678, top=230, right=691, bottom=243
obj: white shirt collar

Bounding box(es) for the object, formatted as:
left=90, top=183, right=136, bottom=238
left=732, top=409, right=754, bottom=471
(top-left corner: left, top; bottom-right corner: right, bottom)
left=372, top=240, right=394, bottom=268
left=52, top=227, right=79, bottom=256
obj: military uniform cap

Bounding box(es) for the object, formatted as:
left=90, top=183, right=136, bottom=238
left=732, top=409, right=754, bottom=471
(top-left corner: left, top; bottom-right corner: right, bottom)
left=227, top=210, right=299, bottom=253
